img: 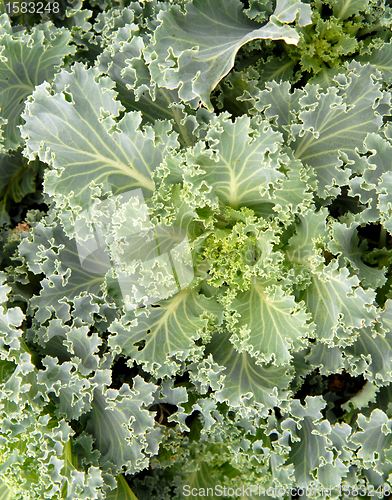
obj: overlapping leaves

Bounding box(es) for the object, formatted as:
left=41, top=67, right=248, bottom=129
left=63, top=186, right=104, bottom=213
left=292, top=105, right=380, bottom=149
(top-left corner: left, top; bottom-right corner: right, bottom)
left=147, top=0, right=311, bottom=109
left=1, top=0, right=392, bottom=497
left=0, top=14, right=75, bottom=152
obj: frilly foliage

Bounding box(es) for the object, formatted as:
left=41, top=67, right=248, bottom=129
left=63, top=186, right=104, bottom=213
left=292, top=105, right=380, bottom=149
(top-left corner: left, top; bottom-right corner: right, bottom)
left=0, top=0, right=391, bottom=498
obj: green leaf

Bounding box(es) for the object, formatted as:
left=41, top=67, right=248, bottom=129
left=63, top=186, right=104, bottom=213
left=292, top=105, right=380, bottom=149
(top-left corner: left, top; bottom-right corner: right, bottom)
left=328, top=220, right=387, bottom=289
left=292, top=62, right=384, bottom=198
left=228, top=277, right=313, bottom=365
left=106, top=475, right=140, bottom=500
left=175, top=460, right=218, bottom=499
left=344, top=299, right=392, bottom=383
left=37, top=355, right=94, bottom=420
left=326, top=0, right=370, bottom=20
left=18, top=216, right=107, bottom=323
left=301, top=260, right=376, bottom=341
left=108, top=289, right=217, bottom=377
left=358, top=42, right=392, bottom=83
left=206, top=330, right=293, bottom=416
left=283, top=207, right=329, bottom=269
left=148, top=0, right=305, bottom=110
left=281, top=396, right=332, bottom=487
left=342, top=380, right=379, bottom=411
left=253, top=80, right=303, bottom=143
left=0, top=151, right=41, bottom=225
left=272, top=0, right=312, bottom=25
left=64, top=326, right=102, bottom=376
left=98, top=29, right=196, bottom=149
left=0, top=14, right=75, bottom=152
left=256, top=55, right=297, bottom=86
left=350, top=409, right=392, bottom=475
left=378, top=172, right=392, bottom=233
left=21, top=63, right=178, bottom=211
left=0, top=483, right=12, bottom=500
left=306, top=342, right=345, bottom=375
left=183, top=113, right=286, bottom=212
left=0, top=359, right=16, bottom=384
left=85, top=376, right=159, bottom=474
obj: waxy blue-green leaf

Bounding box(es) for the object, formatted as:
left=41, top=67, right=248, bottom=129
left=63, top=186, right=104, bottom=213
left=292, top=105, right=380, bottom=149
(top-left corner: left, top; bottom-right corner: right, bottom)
left=281, top=397, right=332, bottom=487
left=301, top=261, right=376, bottom=341
left=271, top=0, right=312, bottom=25
left=306, top=342, right=345, bottom=375
left=327, top=421, right=359, bottom=466
left=151, top=183, right=201, bottom=241
left=344, top=300, right=392, bottom=383
left=18, top=217, right=107, bottom=323
left=348, top=132, right=392, bottom=230
left=292, top=62, right=384, bottom=198
left=108, top=289, right=219, bottom=378
left=63, top=466, right=105, bottom=500
left=0, top=413, right=75, bottom=498
left=328, top=220, right=387, bottom=289
left=316, top=459, right=349, bottom=488
left=100, top=194, right=195, bottom=308
left=98, top=28, right=196, bottom=149
left=256, top=65, right=387, bottom=199
left=0, top=273, right=24, bottom=349
left=148, top=0, right=306, bottom=110
left=378, top=171, right=392, bottom=233
left=257, top=55, right=297, bottom=87
left=85, top=376, right=159, bottom=473
left=358, top=132, right=392, bottom=186
left=371, top=383, right=392, bottom=417
left=253, top=149, right=315, bottom=217
left=214, top=67, right=260, bottom=117
left=283, top=207, right=329, bottom=270
left=358, top=42, right=392, bottom=83
left=342, top=380, right=379, bottom=411
left=379, top=299, right=392, bottom=333
left=37, top=355, right=94, bottom=420
left=350, top=409, right=392, bottom=475
left=246, top=0, right=311, bottom=25
left=92, top=5, right=136, bottom=42
left=244, top=0, right=274, bottom=22
left=0, top=15, right=75, bottom=152
left=252, top=80, right=304, bottom=142
left=228, top=277, right=313, bottom=365
left=64, top=326, right=102, bottom=376
left=183, top=113, right=286, bottom=212
left=206, top=330, right=292, bottom=416
left=344, top=323, right=392, bottom=383
left=21, top=63, right=178, bottom=211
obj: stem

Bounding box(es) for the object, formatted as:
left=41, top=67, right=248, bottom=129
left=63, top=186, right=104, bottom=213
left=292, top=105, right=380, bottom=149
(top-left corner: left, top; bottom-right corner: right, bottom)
left=357, top=23, right=382, bottom=37
left=160, top=89, right=193, bottom=148
left=379, top=227, right=387, bottom=248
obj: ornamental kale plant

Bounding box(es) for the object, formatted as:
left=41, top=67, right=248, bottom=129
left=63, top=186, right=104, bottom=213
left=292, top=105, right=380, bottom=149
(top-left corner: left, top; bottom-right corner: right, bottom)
left=0, top=0, right=392, bottom=498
